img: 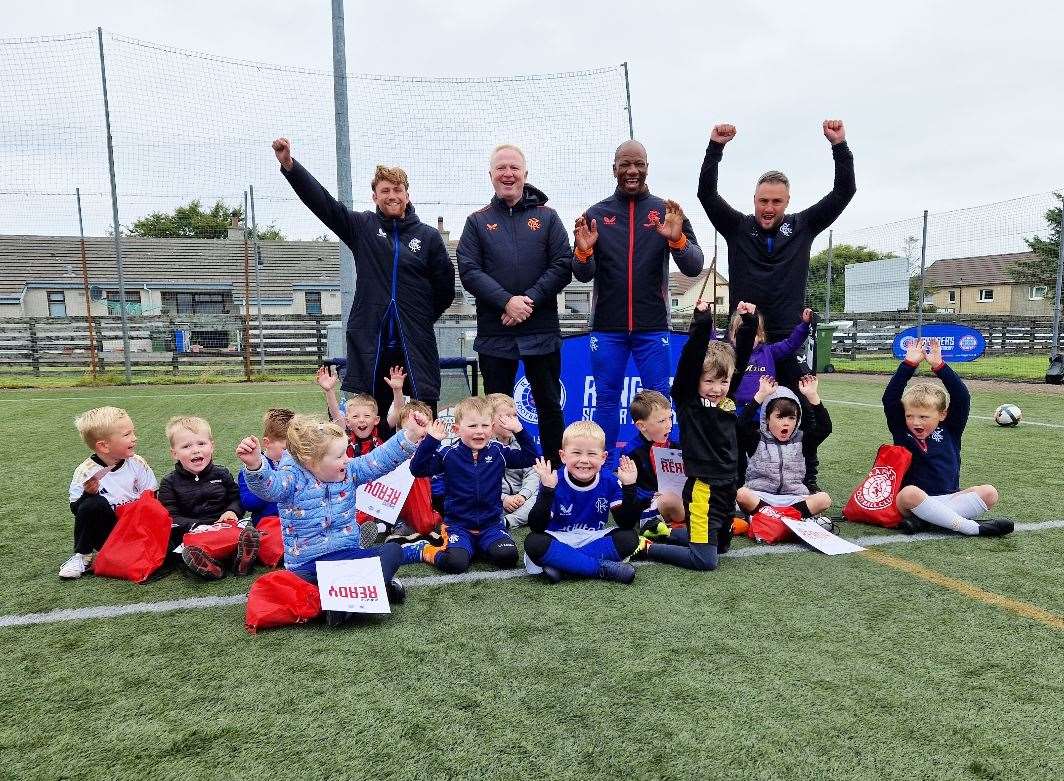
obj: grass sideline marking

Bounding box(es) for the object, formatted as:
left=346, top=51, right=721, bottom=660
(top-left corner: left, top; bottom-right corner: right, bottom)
left=860, top=547, right=1064, bottom=632
left=3, top=520, right=1061, bottom=630
left=824, top=397, right=1064, bottom=429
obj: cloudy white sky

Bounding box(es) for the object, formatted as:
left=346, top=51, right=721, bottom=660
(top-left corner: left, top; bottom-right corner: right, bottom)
left=5, top=0, right=1063, bottom=264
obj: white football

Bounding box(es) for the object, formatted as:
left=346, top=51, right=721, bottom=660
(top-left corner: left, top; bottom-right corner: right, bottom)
left=994, top=403, right=1022, bottom=427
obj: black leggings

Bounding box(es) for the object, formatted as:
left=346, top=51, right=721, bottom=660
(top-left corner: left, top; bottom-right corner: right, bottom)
left=71, top=494, right=118, bottom=555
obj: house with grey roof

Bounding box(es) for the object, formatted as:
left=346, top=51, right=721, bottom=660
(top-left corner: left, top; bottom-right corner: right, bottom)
left=924, top=252, right=1053, bottom=316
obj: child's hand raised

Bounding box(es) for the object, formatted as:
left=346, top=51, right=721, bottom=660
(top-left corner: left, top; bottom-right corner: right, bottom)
left=754, top=374, right=778, bottom=404
left=694, top=299, right=710, bottom=313
left=905, top=339, right=927, bottom=365
left=218, top=511, right=239, bottom=525
left=736, top=301, right=757, bottom=316
left=315, top=365, right=338, bottom=392
left=802, top=308, right=813, bottom=323
left=427, top=418, right=448, bottom=441
left=497, top=411, right=523, bottom=434
left=384, top=366, right=406, bottom=391
left=798, top=374, right=821, bottom=404
left=403, top=411, right=430, bottom=443
left=533, top=457, right=557, bottom=488
left=236, top=436, right=263, bottom=470
left=617, top=455, right=638, bottom=486
left=928, top=338, right=944, bottom=367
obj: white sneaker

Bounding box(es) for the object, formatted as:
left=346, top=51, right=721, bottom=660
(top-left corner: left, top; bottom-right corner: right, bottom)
left=59, top=553, right=88, bottom=579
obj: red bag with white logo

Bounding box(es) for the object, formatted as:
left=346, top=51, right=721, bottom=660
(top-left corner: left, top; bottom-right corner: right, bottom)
left=245, top=569, right=321, bottom=633
left=256, top=515, right=284, bottom=568
left=398, top=477, right=441, bottom=536
left=746, top=504, right=802, bottom=544
left=93, top=491, right=173, bottom=583
left=182, top=519, right=241, bottom=560
left=843, top=444, right=913, bottom=528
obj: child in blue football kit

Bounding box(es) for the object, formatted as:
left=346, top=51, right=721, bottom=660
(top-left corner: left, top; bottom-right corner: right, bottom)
left=407, top=396, right=539, bottom=574
left=523, top=421, right=646, bottom=584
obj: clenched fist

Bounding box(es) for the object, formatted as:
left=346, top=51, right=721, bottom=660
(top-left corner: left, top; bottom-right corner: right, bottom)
left=272, top=137, right=294, bottom=171
left=711, top=124, right=737, bottom=145
left=822, top=120, right=845, bottom=145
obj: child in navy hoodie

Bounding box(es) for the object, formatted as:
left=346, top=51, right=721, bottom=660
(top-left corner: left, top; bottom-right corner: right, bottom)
left=408, top=396, right=538, bottom=574
left=884, top=338, right=1011, bottom=536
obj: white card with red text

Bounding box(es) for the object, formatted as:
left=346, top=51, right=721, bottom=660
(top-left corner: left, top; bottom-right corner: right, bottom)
left=355, top=461, right=415, bottom=525
left=651, top=447, right=687, bottom=497
left=316, top=557, right=391, bottom=613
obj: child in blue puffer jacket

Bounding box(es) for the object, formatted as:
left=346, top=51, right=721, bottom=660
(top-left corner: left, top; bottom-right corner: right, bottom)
left=237, top=410, right=430, bottom=609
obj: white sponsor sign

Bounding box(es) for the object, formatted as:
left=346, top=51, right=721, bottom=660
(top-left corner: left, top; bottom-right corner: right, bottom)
left=355, top=461, right=415, bottom=525
left=782, top=518, right=866, bottom=555
left=651, top=447, right=687, bottom=497
left=316, top=557, right=391, bottom=614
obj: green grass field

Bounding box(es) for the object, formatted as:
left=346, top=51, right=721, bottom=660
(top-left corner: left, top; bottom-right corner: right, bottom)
left=1, top=375, right=1062, bottom=780
left=830, top=353, right=1056, bottom=382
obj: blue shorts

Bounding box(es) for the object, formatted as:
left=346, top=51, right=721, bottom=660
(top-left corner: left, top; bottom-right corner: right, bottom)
left=441, top=522, right=515, bottom=559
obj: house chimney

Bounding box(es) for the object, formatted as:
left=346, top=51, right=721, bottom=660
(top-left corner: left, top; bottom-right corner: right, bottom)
left=437, top=216, right=449, bottom=243
left=227, top=212, right=243, bottom=241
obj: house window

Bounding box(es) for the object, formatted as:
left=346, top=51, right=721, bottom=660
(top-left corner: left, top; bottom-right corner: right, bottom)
left=715, top=296, right=725, bottom=306
left=160, top=291, right=230, bottom=315
left=104, top=289, right=142, bottom=315
left=47, top=291, right=66, bottom=318
left=305, top=291, right=322, bottom=316
left=978, top=289, right=994, bottom=302
left=947, top=290, right=956, bottom=303
left=1030, top=286, right=1048, bottom=301
left=671, top=298, right=679, bottom=308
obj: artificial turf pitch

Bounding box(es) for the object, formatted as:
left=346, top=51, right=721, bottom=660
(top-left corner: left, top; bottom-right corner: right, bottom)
left=1, top=375, right=1061, bottom=780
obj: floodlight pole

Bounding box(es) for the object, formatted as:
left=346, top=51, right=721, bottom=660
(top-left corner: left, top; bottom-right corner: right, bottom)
left=917, top=209, right=929, bottom=337
left=1051, top=195, right=1064, bottom=362
left=97, top=27, right=131, bottom=382
left=622, top=62, right=634, bottom=139
left=825, top=230, right=834, bottom=320
left=332, top=0, right=355, bottom=340
left=249, top=184, right=265, bottom=373
left=75, top=187, right=98, bottom=378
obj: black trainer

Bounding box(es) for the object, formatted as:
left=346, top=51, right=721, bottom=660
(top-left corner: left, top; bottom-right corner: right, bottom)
left=897, top=517, right=926, bottom=535
left=716, top=524, right=734, bottom=554
left=597, top=559, right=636, bottom=585
left=541, top=565, right=563, bottom=585
left=386, top=578, right=407, bottom=605
left=977, top=518, right=1014, bottom=537
left=385, top=522, right=420, bottom=544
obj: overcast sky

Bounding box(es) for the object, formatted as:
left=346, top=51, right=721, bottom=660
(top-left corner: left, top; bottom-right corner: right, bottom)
left=5, top=0, right=1063, bottom=263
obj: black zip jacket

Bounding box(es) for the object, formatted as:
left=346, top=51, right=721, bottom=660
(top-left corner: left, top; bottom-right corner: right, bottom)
left=671, top=309, right=756, bottom=484
left=623, top=431, right=681, bottom=503
left=158, top=461, right=243, bottom=534
left=572, top=188, right=704, bottom=331
left=282, top=160, right=455, bottom=401
left=697, top=140, right=855, bottom=340
left=457, top=184, right=573, bottom=340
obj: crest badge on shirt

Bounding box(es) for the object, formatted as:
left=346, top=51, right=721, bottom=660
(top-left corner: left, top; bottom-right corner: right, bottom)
left=408, top=238, right=421, bottom=253
left=779, top=222, right=793, bottom=237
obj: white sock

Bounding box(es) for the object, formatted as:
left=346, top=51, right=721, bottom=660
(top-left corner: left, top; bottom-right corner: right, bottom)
left=912, top=497, right=981, bottom=535
left=943, top=492, right=989, bottom=520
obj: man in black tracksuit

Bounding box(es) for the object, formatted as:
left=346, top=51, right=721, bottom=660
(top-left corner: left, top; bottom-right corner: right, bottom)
left=274, top=138, right=455, bottom=430
left=457, top=144, right=573, bottom=465
left=572, top=140, right=704, bottom=469
left=696, top=120, right=856, bottom=488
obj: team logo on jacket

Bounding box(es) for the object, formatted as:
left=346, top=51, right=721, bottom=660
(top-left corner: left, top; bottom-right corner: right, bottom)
left=643, top=210, right=661, bottom=228
left=779, top=222, right=793, bottom=237
left=856, top=466, right=897, bottom=510
left=602, top=215, right=617, bottom=225
left=486, top=223, right=498, bottom=231
left=408, top=238, right=422, bottom=252
left=513, top=377, right=567, bottom=425
left=377, top=227, right=387, bottom=239
left=527, top=217, right=542, bottom=231
left=931, top=429, right=944, bottom=443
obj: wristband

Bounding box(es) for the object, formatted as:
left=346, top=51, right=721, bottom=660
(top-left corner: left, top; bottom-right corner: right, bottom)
left=574, top=246, right=593, bottom=262
left=668, top=234, right=688, bottom=251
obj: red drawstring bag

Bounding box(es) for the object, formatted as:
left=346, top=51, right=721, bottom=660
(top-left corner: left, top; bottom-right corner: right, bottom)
left=747, top=505, right=802, bottom=544
left=93, top=491, right=173, bottom=583
left=398, top=477, right=441, bottom=536
left=843, top=445, right=913, bottom=528
left=256, top=515, right=284, bottom=568
left=182, top=519, right=242, bottom=560
left=245, top=569, right=321, bottom=633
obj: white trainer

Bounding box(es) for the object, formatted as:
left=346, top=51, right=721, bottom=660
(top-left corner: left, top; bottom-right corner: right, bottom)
left=58, top=553, right=88, bottom=579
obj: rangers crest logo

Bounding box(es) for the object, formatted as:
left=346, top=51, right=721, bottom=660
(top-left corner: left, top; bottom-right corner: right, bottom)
left=589, top=336, right=599, bottom=352
left=512, top=377, right=567, bottom=425
left=602, top=215, right=617, bottom=225
left=930, top=429, right=944, bottom=443
left=486, top=223, right=498, bottom=231
left=643, top=209, right=661, bottom=228
left=527, top=217, right=542, bottom=231
left=856, top=466, right=897, bottom=511
left=408, top=238, right=422, bottom=253
left=595, top=497, right=609, bottom=514
left=779, top=222, right=793, bottom=237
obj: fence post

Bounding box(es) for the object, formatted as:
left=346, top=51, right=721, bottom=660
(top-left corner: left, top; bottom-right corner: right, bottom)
left=1051, top=196, right=1064, bottom=364
left=28, top=320, right=40, bottom=376
left=851, top=328, right=857, bottom=359
left=917, top=209, right=929, bottom=337
left=824, top=230, right=833, bottom=320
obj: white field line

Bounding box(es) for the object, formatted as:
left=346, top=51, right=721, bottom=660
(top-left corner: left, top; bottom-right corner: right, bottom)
left=2, top=520, right=1062, bottom=630
left=824, top=397, right=1064, bottom=429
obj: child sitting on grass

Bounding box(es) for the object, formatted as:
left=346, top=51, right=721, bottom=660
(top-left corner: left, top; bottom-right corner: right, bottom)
left=636, top=300, right=757, bottom=570
left=408, top=396, right=538, bottom=574
left=884, top=338, right=1012, bottom=537
left=238, top=407, right=294, bottom=526
left=61, top=406, right=158, bottom=579
left=523, top=421, right=645, bottom=584
left=623, top=390, right=687, bottom=544
left=237, top=410, right=431, bottom=612
left=736, top=374, right=833, bottom=523
left=486, top=392, right=540, bottom=529
left=159, top=416, right=254, bottom=580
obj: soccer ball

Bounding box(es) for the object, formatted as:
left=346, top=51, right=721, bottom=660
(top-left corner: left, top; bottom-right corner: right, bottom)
left=994, top=403, right=1022, bottom=427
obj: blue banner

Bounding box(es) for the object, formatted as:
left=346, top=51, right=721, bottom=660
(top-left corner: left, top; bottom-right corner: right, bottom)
left=513, top=331, right=689, bottom=452
left=891, top=323, right=986, bottom=362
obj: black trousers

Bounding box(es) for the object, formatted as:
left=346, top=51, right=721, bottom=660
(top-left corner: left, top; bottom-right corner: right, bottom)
left=774, top=354, right=820, bottom=491
left=373, top=346, right=437, bottom=439
left=71, top=494, right=118, bottom=555
left=478, top=349, right=563, bottom=467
